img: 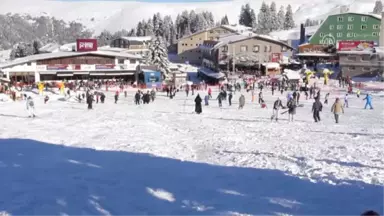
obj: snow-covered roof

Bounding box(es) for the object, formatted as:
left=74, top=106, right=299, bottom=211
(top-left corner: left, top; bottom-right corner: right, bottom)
left=269, top=25, right=320, bottom=41
left=337, top=50, right=373, bottom=55
left=198, top=67, right=225, bottom=79
left=60, top=43, right=76, bottom=52
left=39, top=43, right=61, bottom=53
left=120, top=36, right=152, bottom=42
left=296, top=52, right=336, bottom=57
left=221, top=24, right=253, bottom=33
left=0, top=51, right=142, bottom=69
left=214, top=34, right=293, bottom=50
left=331, top=12, right=382, bottom=20
left=262, top=62, right=280, bottom=69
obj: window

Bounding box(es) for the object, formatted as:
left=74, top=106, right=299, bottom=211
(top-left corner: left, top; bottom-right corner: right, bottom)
left=347, top=24, right=353, bottom=30
left=349, top=66, right=356, bottom=70
left=240, top=45, right=248, bottom=52
left=362, top=55, right=371, bottom=61
left=373, top=32, right=379, bottom=36
left=354, top=33, right=358, bottom=37
left=348, top=16, right=354, bottom=22
left=373, top=24, right=380, bottom=29
left=363, top=67, right=370, bottom=71
left=129, top=59, right=136, bottom=64
left=269, top=45, right=272, bottom=52
left=190, top=44, right=193, bottom=46
left=320, top=33, right=325, bottom=37
left=264, top=46, right=268, bottom=52
left=337, top=16, right=343, bottom=22
left=223, top=45, right=228, bottom=52
left=118, top=59, right=124, bottom=64
left=216, top=37, right=220, bottom=40
left=209, top=30, right=214, bottom=33
left=253, top=45, right=260, bottom=52
left=190, top=38, right=193, bottom=40
left=282, top=46, right=287, bottom=52
left=347, top=32, right=353, bottom=37
left=337, top=32, right=342, bottom=37
left=27, top=62, right=32, bottom=66
left=337, top=25, right=343, bottom=30
left=347, top=56, right=357, bottom=61
left=361, top=16, right=367, bottom=22
left=329, top=25, right=334, bottom=30
left=361, top=24, right=368, bottom=30
left=196, top=44, right=199, bottom=46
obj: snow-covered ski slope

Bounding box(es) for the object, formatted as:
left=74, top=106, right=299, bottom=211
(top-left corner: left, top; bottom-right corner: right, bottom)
left=0, top=0, right=377, bottom=35
left=0, top=84, right=383, bottom=215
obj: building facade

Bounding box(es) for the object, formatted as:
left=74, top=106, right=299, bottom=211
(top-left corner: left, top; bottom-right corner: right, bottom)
left=0, top=51, right=141, bottom=82
left=201, top=34, right=293, bottom=75
left=176, top=25, right=252, bottom=64
left=339, top=51, right=383, bottom=77
left=309, top=13, right=381, bottom=46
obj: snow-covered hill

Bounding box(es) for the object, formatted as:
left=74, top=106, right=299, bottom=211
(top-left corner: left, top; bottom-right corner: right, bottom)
left=0, top=0, right=378, bottom=35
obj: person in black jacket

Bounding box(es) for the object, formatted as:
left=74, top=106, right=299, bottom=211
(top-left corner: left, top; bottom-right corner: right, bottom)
left=312, top=98, right=323, bottom=122
left=271, top=98, right=284, bottom=122
left=134, top=91, right=141, bottom=105
left=194, top=94, right=202, bottom=114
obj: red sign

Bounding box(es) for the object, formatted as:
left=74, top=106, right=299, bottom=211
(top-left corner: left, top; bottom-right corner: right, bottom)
left=271, top=53, right=281, bottom=62
left=47, top=64, right=68, bottom=70
left=76, top=39, right=98, bottom=52
left=95, top=64, right=115, bottom=70
left=337, top=41, right=374, bottom=51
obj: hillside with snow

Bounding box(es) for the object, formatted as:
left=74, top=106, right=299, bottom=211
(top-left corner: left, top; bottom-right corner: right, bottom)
left=0, top=0, right=378, bottom=35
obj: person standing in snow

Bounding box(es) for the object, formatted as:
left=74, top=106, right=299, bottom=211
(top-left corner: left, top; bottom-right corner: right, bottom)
left=363, top=93, right=373, bottom=109
left=87, top=93, right=94, bottom=110
left=287, top=98, right=297, bottom=122
left=100, top=93, right=105, bottom=104
left=114, top=91, right=119, bottom=104
left=217, top=93, right=223, bottom=107
left=312, top=98, right=323, bottom=122
left=324, top=93, right=330, bottom=104
left=271, top=98, right=284, bottom=122
left=344, top=94, right=349, bottom=108
left=258, top=91, right=263, bottom=104
left=96, top=93, right=99, bottom=104
left=228, top=92, right=233, bottom=106
left=238, top=94, right=245, bottom=109
left=150, top=89, right=156, bottom=102
left=185, top=86, right=189, bottom=97
left=194, top=94, right=202, bottom=114
left=124, top=91, right=127, bottom=98
left=296, top=91, right=301, bottom=104
left=356, top=89, right=361, bottom=98
left=331, top=98, right=344, bottom=123
left=44, top=95, right=49, bottom=104
left=26, top=96, right=36, bottom=118
left=134, top=91, right=141, bottom=105
left=204, top=95, right=209, bottom=106
left=208, top=88, right=212, bottom=99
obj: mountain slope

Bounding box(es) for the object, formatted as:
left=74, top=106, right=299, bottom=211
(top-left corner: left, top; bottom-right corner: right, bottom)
left=0, top=0, right=378, bottom=35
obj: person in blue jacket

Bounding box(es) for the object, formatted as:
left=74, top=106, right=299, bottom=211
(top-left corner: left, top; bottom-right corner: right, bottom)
left=363, top=93, right=373, bottom=109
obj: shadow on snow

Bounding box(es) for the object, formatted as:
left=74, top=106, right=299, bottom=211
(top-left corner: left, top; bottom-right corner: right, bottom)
left=0, top=139, right=382, bottom=215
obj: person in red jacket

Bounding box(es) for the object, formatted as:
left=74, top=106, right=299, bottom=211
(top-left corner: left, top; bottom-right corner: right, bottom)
left=208, top=88, right=212, bottom=99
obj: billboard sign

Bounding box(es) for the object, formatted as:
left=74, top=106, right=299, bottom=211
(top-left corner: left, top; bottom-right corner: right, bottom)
left=47, top=64, right=68, bottom=70
left=77, top=39, right=98, bottom=52
left=337, top=41, right=374, bottom=51
left=95, top=64, right=115, bottom=70
left=271, top=53, right=281, bottom=62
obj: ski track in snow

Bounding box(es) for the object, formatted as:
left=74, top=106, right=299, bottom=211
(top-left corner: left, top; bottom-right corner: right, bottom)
left=0, top=83, right=383, bottom=215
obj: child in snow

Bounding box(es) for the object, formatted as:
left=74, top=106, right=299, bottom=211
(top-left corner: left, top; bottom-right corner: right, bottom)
left=26, top=96, right=36, bottom=118
left=356, top=89, right=361, bottom=98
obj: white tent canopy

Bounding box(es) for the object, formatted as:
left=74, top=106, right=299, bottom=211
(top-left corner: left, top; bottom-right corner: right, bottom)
left=283, top=69, right=302, bottom=80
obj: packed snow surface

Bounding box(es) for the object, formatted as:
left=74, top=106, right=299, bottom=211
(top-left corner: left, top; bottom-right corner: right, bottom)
left=0, top=85, right=383, bottom=215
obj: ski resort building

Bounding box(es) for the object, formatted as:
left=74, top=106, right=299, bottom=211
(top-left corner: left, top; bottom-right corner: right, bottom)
left=199, top=33, right=293, bottom=79
left=109, top=36, right=151, bottom=57
left=176, top=24, right=252, bottom=65
left=0, top=46, right=142, bottom=83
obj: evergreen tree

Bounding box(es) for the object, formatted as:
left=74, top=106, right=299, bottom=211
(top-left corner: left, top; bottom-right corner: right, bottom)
left=270, top=2, right=278, bottom=31
left=163, top=15, right=173, bottom=46
left=136, top=21, right=145, bottom=36
left=239, top=3, right=257, bottom=28
left=147, top=22, right=171, bottom=79
left=145, top=18, right=154, bottom=36
left=277, top=6, right=285, bottom=30
left=189, top=10, right=198, bottom=33
left=97, top=30, right=113, bottom=46
left=373, top=0, right=383, bottom=14
left=283, top=4, right=295, bottom=30
left=304, top=18, right=312, bottom=27
left=203, top=11, right=215, bottom=27
left=257, top=2, right=272, bottom=34
left=175, top=14, right=182, bottom=37
left=181, top=10, right=191, bottom=36
left=220, top=15, right=229, bottom=25
left=128, top=28, right=135, bottom=36
left=32, top=40, right=41, bottom=54
left=196, top=13, right=208, bottom=31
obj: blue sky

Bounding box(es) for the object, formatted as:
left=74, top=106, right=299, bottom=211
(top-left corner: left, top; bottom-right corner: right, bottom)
left=58, top=0, right=230, bottom=2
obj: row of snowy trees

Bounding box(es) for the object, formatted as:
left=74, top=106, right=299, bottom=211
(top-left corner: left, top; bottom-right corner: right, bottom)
left=373, top=0, right=383, bottom=14
left=239, top=2, right=295, bottom=34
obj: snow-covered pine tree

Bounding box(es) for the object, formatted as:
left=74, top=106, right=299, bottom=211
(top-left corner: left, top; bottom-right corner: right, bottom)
left=97, top=30, right=113, bottom=46
left=270, top=2, right=278, bottom=31
left=128, top=28, right=136, bottom=36
left=284, top=4, right=295, bottom=30
left=153, top=13, right=163, bottom=34
left=189, top=10, right=198, bottom=33
left=373, top=0, right=383, bottom=14
left=175, top=14, right=182, bottom=37
left=257, top=2, right=272, bottom=34
left=181, top=10, right=191, bottom=37
left=196, top=13, right=208, bottom=31
left=136, top=20, right=145, bottom=36
left=33, top=40, right=41, bottom=54
left=145, top=18, right=154, bottom=36
left=239, top=3, right=256, bottom=28
left=163, top=15, right=173, bottom=46
left=220, top=15, right=229, bottom=25
left=202, top=11, right=215, bottom=27
left=147, top=22, right=171, bottom=79
left=304, top=18, right=311, bottom=27
left=277, top=6, right=285, bottom=30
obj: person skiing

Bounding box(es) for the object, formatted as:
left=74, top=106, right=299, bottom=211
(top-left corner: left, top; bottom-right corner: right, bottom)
left=26, top=96, right=36, bottom=118
left=312, top=98, right=323, bottom=122
left=194, top=94, right=202, bottom=114
left=44, top=95, right=49, bottom=104
left=331, top=98, right=344, bottom=123
left=114, top=91, right=119, bottom=104
left=287, top=98, right=297, bottom=122
left=363, top=93, right=373, bottom=109
left=271, top=98, right=284, bottom=122
left=239, top=94, right=245, bottom=109
left=228, top=92, right=233, bottom=106
left=204, top=95, right=209, bottom=106
left=344, top=94, right=349, bottom=108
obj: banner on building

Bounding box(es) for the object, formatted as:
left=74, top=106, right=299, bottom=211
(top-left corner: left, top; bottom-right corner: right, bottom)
left=95, top=64, right=115, bottom=70
left=337, top=41, right=374, bottom=51
left=47, top=64, right=68, bottom=70
left=77, top=39, right=98, bottom=52
left=271, top=53, right=281, bottom=62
